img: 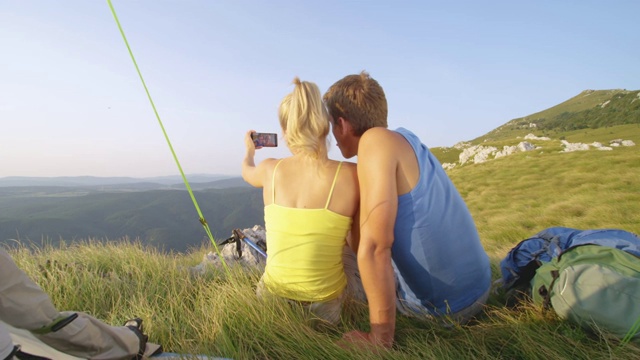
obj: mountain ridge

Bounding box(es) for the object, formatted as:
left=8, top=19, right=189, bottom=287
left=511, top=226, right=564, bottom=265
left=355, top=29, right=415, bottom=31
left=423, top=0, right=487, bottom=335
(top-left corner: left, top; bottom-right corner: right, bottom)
left=0, top=174, right=236, bottom=187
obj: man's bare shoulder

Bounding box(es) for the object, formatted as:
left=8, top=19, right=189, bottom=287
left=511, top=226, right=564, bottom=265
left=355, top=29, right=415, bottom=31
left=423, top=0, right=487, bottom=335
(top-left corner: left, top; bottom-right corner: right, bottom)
left=340, top=160, right=357, bottom=169
left=340, top=161, right=358, bottom=177
left=361, top=127, right=395, bottom=141
left=360, top=128, right=406, bottom=153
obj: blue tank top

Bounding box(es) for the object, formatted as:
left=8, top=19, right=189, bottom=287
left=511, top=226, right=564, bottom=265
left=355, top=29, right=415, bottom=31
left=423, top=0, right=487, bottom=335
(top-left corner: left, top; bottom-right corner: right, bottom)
left=392, top=127, right=491, bottom=315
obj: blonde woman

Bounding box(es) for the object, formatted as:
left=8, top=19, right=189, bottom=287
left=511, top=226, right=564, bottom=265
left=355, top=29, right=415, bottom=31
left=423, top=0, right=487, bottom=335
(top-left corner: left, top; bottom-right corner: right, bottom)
left=242, top=78, right=359, bottom=325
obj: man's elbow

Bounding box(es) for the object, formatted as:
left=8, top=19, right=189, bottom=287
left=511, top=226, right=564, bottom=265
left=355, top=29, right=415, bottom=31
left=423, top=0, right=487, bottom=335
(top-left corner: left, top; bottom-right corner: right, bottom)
left=358, top=238, right=392, bottom=261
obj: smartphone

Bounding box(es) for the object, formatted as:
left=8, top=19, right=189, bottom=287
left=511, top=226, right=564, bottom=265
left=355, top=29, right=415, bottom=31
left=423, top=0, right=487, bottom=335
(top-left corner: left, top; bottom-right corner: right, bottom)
left=251, top=132, right=278, bottom=147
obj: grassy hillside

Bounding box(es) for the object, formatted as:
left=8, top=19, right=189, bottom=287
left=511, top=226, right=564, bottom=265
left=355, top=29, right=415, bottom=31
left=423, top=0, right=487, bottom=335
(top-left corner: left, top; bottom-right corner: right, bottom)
left=6, top=122, right=640, bottom=359
left=430, top=89, right=640, bottom=164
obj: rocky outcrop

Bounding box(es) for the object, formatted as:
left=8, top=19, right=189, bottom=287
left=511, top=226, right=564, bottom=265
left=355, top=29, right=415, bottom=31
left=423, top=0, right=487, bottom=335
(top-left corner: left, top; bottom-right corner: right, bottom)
left=443, top=135, right=635, bottom=170
left=560, top=139, right=635, bottom=152
left=458, top=142, right=537, bottom=165
left=561, top=140, right=590, bottom=152
left=192, top=225, right=266, bottom=273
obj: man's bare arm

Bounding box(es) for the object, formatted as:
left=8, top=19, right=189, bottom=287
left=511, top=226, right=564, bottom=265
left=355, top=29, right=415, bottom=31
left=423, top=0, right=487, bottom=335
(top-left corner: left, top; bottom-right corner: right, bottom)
left=353, top=128, right=398, bottom=347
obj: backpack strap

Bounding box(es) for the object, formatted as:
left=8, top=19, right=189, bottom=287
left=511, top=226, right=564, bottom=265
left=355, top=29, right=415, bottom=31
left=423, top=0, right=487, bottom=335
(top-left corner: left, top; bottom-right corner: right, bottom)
left=7, top=346, right=53, bottom=360
left=30, top=314, right=78, bottom=335
left=3, top=345, right=20, bottom=360
left=539, top=270, right=560, bottom=311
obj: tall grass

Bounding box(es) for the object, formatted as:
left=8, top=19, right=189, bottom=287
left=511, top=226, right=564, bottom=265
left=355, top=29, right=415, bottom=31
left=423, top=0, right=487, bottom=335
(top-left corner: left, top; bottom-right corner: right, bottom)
left=6, top=126, right=640, bottom=359
left=9, top=239, right=640, bottom=359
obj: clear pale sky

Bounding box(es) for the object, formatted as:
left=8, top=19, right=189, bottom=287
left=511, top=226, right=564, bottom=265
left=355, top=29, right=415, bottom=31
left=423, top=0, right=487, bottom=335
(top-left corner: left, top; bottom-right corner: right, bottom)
left=1, top=1, right=638, bottom=177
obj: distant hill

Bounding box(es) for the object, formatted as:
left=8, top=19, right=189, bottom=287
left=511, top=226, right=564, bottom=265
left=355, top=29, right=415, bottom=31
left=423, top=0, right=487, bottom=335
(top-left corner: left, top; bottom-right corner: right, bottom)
left=168, top=177, right=251, bottom=190
left=480, top=89, right=640, bottom=142
left=0, top=181, right=262, bottom=252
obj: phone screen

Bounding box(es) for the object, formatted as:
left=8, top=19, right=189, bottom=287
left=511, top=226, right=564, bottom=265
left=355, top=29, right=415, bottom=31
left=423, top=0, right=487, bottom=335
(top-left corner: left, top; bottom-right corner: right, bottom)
left=252, top=132, right=278, bottom=147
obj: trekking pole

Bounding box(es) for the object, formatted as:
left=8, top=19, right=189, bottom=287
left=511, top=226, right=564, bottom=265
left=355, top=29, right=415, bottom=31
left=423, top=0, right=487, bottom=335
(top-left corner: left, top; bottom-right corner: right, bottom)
left=107, top=0, right=230, bottom=275
left=232, top=229, right=267, bottom=258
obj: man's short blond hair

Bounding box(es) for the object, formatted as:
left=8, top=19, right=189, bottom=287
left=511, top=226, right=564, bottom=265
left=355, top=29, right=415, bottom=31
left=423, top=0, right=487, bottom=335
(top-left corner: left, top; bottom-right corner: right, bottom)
left=279, top=77, right=330, bottom=158
left=323, top=71, right=388, bottom=136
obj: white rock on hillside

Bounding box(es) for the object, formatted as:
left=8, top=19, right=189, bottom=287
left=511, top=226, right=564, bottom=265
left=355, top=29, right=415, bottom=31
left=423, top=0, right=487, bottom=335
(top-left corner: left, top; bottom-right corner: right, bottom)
left=590, top=142, right=613, bottom=151
left=561, top=140, right=590, bottom=152
left=453, top=141, right=471, bottom=150
left=473, top=146, right=498, bottom=164
left=517, top=141, right=537, bottom=151
left=442, top=162, right=456, bottom=170
left=524, top=133, right=551, bottom=141
left=459, top=145, right=489, bottom=165
left=610, top=139, right=636, bottom=147
left=494, top=145, right=517, bottom=159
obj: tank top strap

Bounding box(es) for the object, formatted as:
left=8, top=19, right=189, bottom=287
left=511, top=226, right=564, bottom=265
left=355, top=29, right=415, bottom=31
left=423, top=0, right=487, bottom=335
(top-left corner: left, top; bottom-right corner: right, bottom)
left=272, top=159, right=285, bottom=203
left=324, top=162, right=343, bottom=209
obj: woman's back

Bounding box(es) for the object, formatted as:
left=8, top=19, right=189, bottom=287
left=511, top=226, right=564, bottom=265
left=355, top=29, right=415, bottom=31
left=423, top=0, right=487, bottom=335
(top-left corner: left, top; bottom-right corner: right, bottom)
left=262, top=156, right=358, bottom=302
left=263, top=157, right=358, bottom=217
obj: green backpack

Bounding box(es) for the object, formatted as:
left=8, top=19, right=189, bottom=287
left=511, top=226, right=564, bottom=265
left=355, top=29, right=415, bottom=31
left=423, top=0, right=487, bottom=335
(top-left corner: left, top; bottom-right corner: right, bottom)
left=531, top=244, right=640, bottom=342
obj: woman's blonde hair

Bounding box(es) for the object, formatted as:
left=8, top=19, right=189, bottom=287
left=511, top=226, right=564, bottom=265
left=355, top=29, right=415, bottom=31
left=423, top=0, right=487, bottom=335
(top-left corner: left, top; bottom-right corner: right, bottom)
left=279, top=77, right=330, bottom=159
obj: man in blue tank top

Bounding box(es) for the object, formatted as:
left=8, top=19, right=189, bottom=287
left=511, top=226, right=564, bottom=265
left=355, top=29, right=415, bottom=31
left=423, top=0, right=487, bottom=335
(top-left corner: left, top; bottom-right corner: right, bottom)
left=324, top=72, right=491, bottom=349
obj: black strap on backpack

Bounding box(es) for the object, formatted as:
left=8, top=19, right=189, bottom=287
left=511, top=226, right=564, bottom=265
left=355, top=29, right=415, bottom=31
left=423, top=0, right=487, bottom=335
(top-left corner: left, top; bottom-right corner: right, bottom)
left=538, top=270, right=560, bottom=311
left=3, top=345, right=20, bottom=360
left=124, top=318, right=147, bottom=360
left=5, top=345, right=52, bottom=360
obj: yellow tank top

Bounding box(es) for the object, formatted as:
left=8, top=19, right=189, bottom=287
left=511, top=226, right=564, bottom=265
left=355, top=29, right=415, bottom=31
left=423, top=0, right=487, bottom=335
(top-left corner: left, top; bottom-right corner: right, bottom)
left=263, top=160, right=352, bottom=302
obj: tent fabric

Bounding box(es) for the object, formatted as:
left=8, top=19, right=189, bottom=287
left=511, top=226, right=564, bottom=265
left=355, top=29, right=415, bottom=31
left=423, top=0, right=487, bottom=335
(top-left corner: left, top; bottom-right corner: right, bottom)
left=3, top=320, right=83, bottom=360
left=0, top=248, right=160, bottom=359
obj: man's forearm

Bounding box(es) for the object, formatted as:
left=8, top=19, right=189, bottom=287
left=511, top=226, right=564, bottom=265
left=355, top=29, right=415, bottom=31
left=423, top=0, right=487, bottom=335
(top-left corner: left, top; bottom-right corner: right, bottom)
left=358, top=243, right=396, bottom=347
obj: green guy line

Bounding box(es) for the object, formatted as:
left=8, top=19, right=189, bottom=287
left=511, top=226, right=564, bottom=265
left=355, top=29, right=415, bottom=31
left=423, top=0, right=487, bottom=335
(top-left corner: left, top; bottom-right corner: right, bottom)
left=621, top=315, right=640, bottom=346
left=107, top=0, right=229, bottom=274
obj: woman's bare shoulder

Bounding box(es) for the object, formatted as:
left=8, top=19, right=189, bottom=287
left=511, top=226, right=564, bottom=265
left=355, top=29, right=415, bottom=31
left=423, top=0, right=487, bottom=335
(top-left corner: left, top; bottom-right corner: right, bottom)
left=260, top=157, right=283, bottom=169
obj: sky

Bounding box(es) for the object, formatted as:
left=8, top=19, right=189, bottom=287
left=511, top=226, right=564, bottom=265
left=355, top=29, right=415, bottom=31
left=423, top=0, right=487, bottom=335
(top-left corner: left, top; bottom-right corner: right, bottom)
left=1, top=1, right=639, bottom=178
